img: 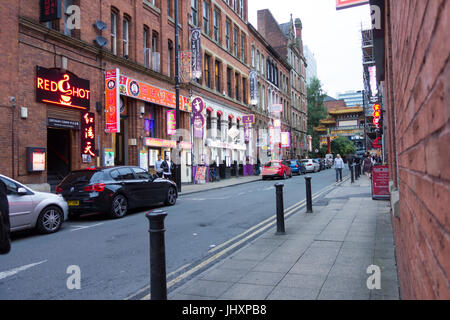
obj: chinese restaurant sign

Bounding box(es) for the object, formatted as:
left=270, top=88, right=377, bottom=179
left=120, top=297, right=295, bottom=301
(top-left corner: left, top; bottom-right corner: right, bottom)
left=167, top=110, right=177, bottom=135
left=336, top=0, right=369, bottom=10
left=36, top=66, right=90, bottom=110
left=40, top=0, right=62, bottom=22
left=105, top=69, right=120, bottom=133
left=81, top=112, right=96, bottom=160
left=118, top=73, right=191, bottom=112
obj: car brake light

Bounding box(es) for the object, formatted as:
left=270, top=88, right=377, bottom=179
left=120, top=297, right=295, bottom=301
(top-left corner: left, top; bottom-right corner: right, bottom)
left=83, top=183, right=105, bottom=192
left=295, top=165, right=299, bottom=168
left=55, top=186, right=62, bottom=194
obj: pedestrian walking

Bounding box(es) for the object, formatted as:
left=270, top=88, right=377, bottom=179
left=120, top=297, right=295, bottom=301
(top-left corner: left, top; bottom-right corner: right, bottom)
left=333, top=154, right=345, bottom=182
left=161, top=156, right=175, bottom=181
left=155, top=155, right=164, bottom=178
left=362, top=153, right=373, bottom=178
left=0, top=178, right=11, bottom=254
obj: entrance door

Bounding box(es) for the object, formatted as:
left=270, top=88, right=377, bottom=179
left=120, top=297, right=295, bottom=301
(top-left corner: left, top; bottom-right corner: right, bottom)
left=115, top=118, right=127, bottom=165
left=47, top=128, right=71, bottom=191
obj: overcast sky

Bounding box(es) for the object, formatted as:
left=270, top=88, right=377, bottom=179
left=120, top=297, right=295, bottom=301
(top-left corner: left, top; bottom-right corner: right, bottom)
left=248, top=0, right=372, bottom=98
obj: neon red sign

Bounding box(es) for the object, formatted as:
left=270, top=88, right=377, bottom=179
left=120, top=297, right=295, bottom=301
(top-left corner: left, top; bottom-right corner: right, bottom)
left=81, top=112, right=96, bottom=157
left=36, top=66, right=91, bottom=110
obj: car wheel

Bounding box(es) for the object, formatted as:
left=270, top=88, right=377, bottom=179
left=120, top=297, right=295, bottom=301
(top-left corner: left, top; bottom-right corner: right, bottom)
left=36, top=206, right=63, bottom=234
left=164, top=187, right=177, bottom=206
left=109, top=194, right=128, bottom=219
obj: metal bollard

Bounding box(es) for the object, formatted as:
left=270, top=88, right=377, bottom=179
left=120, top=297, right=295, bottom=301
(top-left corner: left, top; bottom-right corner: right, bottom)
left=351, top=163, right=355, bottom=183
left=145, top=209, right=168, bottom=300
left=305, top=176, right=313, bottom=213
left=274, top=183, right=285, bottom=234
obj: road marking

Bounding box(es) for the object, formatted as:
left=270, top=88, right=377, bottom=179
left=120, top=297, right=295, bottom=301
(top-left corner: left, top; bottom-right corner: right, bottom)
left=138, top=176, right=349, bottom=300
left=69, top=223, right=104, bottom=232
left=0, top=260, right=47, bottom=280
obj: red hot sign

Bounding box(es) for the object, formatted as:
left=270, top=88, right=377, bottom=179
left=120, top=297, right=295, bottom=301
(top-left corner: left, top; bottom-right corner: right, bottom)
left=36, top=66, right=91, bottom=110
left=81, top=112, right=96, bottom=157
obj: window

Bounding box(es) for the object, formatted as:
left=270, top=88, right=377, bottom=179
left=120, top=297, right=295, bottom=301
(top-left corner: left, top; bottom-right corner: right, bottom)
left=233, top=0, right=237, bottom=11
left=260, top=54, right=264, bottom=75
left=217, top=113, right=222, bottom=132
left=235, top=73, right=240, bottom=101
left=206, top=109, right=212, bottom=129
left=215, top=60, right=221, bottom=92
left=144, top=27, right=150, bottom=67
left=227, top=67, right=232, bottom=97
left=233, top=28, right=238, bottom=56
left=240, top=34, right=245, bottom=62
left=132, top=168, right=151, bottom=180
left=123, top=17, right=129, bottom=57
left=168, top=40, right=173, bottom=77
left=204, top=54, right=211, bottom=88
left=239, top=0, right=244, bottom=18
left=251, top=46, right=255, bottom=67
left=242, top=78, right=247, bottom=104
left=152, top=32, right=160, bottom=72
left=167, top=0, right=173, bottom=18
left=225, top=20, right=231, bottom=51
left=256, top=51, right=260, bottom=72
left=203, top=1, right=210, bottom=35
left=191, top=0, right=198, bottom=26
left=111, top=11, right=117, bottom=54
left=213, top=10, right=220, bottom=42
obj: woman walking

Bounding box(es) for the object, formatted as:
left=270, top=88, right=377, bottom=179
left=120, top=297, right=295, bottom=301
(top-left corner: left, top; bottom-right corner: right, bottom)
left=362, top=153, right=373, bottom=177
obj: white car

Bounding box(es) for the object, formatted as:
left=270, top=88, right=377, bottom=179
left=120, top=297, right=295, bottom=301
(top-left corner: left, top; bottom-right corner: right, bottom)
left=301, top=159, right=321, bottom=173
left=0, top=174, right=68, bottom=234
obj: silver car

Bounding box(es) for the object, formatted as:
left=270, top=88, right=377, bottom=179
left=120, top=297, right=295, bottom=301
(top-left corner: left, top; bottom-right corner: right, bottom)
left=0, top=174, right=68, bottom=234
left=301, top=159, right=321, bottom=173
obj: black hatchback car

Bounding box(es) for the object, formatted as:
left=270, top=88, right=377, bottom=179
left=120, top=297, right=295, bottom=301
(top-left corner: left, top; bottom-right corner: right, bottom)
left=56, top=166, right=178, bottom=219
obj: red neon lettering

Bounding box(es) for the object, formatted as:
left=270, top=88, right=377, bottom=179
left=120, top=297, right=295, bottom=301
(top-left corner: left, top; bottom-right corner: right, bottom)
left=50, top=81, right=58, bottom=92
left=44, top=79, right=50, bottom=91
left=37, top=77, right=44, bottom=89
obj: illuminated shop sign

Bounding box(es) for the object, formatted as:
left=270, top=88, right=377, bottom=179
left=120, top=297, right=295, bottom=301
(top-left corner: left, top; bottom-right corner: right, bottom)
left=26, top=147, right=46, bottom=172
left=40, top=0, right=62, bottom=22
left=281, top=132, right=291, bottom=148
left=36, top=66, right=90, bottom=110
left=336, top=0, right=369, bottom=10
left=81, top=112, right=96, bottom=160
left=144, top=138, right=177, bottom=148
left=167, top=110, right=177, bottom=135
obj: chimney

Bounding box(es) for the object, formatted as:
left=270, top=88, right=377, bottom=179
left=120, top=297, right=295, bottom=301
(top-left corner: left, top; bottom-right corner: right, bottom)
left=294, top=18, right=302, bottom=39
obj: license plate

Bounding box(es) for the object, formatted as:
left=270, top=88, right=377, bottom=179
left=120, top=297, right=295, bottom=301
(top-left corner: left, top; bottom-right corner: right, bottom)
left=68, top=200, right=79, bottom=206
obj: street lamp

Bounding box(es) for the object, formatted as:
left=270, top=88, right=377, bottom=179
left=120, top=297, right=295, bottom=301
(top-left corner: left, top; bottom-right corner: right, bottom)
left=174, top=0, right=181, bottom=192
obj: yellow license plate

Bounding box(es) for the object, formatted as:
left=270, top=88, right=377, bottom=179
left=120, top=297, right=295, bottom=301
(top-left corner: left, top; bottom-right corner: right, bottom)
left=68, top=200, right=79, bottom=206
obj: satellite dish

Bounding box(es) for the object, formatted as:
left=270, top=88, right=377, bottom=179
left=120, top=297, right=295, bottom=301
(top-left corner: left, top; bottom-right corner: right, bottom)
left=94, top=20, right=107, bottom=31
left=95, top=36, right=108, bottom=47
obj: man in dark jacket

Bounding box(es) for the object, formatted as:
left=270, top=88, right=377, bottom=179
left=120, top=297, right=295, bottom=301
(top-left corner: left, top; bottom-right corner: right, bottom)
left=160, top=156, right=175, bottom=181
left=0, top=178, right=11, bottom=254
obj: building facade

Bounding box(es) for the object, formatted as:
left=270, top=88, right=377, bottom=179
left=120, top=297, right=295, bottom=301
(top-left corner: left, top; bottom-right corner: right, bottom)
left=371, top=0, right=449, bottom=299
left=303, top=45, right=318, bottom=85
left=337, top=90, right=364, bottom=108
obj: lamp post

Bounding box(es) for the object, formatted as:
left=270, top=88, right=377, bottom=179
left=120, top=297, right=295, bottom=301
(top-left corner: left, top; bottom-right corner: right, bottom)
left=174, top=0, right=181, bottom=192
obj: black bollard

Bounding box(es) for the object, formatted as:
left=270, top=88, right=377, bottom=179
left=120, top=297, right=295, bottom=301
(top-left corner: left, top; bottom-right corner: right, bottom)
left=305, top=176, right=313, bottom=213
left=274, top=183, right=285, bottom=234
left=351, top=163, right=355, bottom=183
left=145, top=210, right=168, bottom=300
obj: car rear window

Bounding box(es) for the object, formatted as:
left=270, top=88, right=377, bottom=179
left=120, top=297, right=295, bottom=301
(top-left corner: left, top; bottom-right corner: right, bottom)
left=61, top=171, right=104, bottom=185
left=290, top=161, right=297, bottom=165
left=265, top=162, right=281, bottom=167
left=301, top=160, right=309, bottom=164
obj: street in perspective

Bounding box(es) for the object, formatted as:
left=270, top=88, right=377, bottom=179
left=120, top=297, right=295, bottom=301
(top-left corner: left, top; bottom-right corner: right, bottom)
left=0, top=0, right=449, bottom=304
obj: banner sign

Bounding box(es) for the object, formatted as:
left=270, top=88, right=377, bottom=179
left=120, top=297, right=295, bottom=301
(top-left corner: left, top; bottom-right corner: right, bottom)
left=81, top=112, right=96, bottom=159
left=191, top=28, right=202, bottom=79
left=40, top=0, right=62, bottom=22
left=47, top=118, right=80, bottom=130
left=167, top=110, right=177, bottom=135
left=36, top=66, right=90, bottom=110
left=271, top=104, right=283, bottom=113
left=191, top=97, right=206, bottom=138
left=105, top=69, right=120, bottom=133
left=336, top=0, right=369, bottom=10
left=249, top=70, right=258, bottom=105
left=180, top=51, right=192, bottom=83
left=195, top=166, right=207, bottom=184
left=372, top=165, right=389, bottom=200
left=242, top=114, right=255, bottom=124
left=118, top=73, right=191, bottom=112
left=281, top=132, right=291, bottom=148
left=144, top=137, right=177, bottom=148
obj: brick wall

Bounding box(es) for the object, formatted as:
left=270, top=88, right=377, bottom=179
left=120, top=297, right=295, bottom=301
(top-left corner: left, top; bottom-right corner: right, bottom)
left=384, top=0, right=449, bottom=299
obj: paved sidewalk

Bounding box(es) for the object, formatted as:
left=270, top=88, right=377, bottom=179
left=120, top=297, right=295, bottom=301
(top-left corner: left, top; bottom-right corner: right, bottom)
left=179, top=175, right=262, bottom=195
left=168, top=175, right=400, bottom=300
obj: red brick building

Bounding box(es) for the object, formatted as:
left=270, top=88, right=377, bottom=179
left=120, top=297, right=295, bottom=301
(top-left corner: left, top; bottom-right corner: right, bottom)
left=372, top=0, right=449, bottom=299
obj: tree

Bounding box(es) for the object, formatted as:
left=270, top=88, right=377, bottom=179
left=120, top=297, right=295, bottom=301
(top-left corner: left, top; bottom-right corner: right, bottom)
left=331, top=136, right=356, bottom=158
left=307, top=77, right=328, bottom=156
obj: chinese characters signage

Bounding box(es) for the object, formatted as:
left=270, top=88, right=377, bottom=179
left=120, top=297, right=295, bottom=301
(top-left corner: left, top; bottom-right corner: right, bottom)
left=40, top=0, right=62, bottom=22
left=81, top=112, right=96, bottom=161
left=180, top=51, right=192, bottom=83
left=167, top=110, right=176, bottom=135
left=36, top=66, right=90, bottom=110
left=249, top=70, right=258, bottom=105
left=191, top=28, right=202, bottom=79
left=105, top=69, right=120, bottom=133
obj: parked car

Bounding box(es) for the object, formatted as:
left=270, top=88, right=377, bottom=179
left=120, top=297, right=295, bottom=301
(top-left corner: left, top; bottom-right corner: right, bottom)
left=289, top=160, right=306, bottom=175
left=0, top=174, right=68, bottom=234
left=262, top=160, right=292, bottom=180
left=56, top=166, right=178, bottom=219
left=301, top=159, right=321, bottom=173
